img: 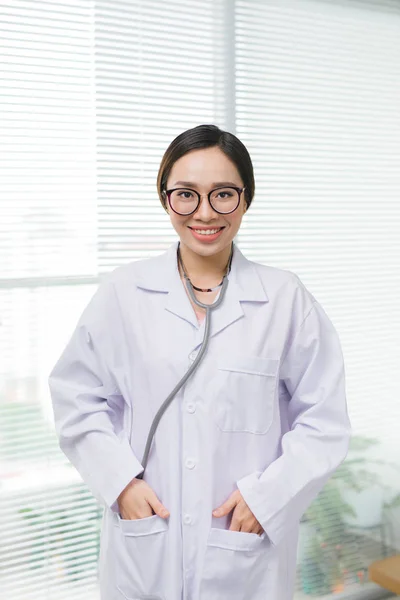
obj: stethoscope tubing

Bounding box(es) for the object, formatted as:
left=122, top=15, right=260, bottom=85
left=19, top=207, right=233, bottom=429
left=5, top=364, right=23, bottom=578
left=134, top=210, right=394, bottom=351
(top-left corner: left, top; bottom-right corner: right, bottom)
left=135, top=270, right=230, bottom=479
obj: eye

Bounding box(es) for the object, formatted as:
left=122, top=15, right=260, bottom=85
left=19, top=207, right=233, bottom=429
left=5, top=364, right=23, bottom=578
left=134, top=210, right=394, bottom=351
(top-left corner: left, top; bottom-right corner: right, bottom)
left=177, top=190, right=195, bottom=199
left=215, top=190, right=234, bottom=199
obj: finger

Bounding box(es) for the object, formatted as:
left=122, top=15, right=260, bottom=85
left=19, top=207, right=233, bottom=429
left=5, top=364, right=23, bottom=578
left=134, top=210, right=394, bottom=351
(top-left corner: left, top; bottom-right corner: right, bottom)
left=229, top=512, right=242, bottom=532
left=121, top=491, right=155, bottom=520
left=213, top=492, right=239, bottom=517
left=243, top=526, right=258, bottom=534
left=146, top=490, right=170, bottom=519
left=250, top=525, right=264, bottom=536
left=237, top=522, right=254, bottom=534
left=234, top=516, right=263, bottom=535
left=119, top=503, right=153, bottom=520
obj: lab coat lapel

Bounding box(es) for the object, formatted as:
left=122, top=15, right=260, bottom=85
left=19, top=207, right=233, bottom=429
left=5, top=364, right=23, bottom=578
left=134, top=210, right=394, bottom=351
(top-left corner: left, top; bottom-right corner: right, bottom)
left=165, top=278, right=199, bottom=328
left=197, top=279, right=243, bottom=343
left=135, top=241, right=269, bottom=335
left=193, top=242, right=269, bottom=345
left=164, top=251, right=245, bottom=336
left=135, top=242, right=199, bottom=328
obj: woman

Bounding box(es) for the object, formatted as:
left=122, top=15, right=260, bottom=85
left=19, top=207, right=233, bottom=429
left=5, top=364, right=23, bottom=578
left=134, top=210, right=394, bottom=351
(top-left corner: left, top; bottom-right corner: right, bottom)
left=49, top=124, right=351, bottom=600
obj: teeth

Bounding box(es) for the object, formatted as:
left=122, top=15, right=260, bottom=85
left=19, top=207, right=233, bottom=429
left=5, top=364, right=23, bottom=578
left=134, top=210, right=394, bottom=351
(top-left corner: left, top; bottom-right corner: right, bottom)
left=193, top=228, right=222, bottom=235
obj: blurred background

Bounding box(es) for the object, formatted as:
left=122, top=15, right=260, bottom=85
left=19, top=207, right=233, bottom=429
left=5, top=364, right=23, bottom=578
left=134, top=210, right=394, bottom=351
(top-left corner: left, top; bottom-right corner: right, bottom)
left=1, top=0, right=400, bottom=598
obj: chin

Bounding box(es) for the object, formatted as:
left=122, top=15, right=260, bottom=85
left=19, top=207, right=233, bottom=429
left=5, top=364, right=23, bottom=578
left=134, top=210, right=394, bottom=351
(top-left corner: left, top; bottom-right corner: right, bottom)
left=184, top=237, right=233, bottom=257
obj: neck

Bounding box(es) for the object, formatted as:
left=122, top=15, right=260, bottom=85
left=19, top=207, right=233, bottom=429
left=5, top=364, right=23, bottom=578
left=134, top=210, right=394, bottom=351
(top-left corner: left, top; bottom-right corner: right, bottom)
left=178, top=242, right=232, bottom=282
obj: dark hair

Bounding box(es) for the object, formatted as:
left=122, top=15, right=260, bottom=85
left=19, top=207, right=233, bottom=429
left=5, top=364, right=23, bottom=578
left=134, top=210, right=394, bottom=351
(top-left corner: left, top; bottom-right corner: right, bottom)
left=157, top=124, right=255, bottom=212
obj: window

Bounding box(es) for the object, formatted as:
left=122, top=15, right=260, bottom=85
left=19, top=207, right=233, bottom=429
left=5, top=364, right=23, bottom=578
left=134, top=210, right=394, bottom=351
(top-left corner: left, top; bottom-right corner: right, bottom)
left=1, top=0, right=399, bottom=598
left=236, top=0, right=400, bottom=595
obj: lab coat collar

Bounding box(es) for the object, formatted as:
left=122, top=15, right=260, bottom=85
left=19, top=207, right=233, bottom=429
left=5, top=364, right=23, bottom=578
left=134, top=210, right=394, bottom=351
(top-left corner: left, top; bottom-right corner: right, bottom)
left=135, top=241, right=269, bottom=330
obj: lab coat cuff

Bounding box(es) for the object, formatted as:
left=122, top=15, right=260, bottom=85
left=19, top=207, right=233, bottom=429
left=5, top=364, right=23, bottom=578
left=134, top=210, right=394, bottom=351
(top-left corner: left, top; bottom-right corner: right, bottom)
left=237, top=470, right=296, bottom=548
left=100, top=436, right=144, bottom=513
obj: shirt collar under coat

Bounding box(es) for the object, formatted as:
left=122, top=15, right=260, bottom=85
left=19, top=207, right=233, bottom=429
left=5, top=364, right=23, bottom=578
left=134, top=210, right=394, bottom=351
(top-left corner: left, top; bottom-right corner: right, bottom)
left=134, top=241, right=269, bottom=334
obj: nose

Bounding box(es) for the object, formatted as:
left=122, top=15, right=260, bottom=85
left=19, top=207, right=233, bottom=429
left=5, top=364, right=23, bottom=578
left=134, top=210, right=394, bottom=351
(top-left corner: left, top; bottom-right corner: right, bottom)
left=193, top=194, right=219, bottom=221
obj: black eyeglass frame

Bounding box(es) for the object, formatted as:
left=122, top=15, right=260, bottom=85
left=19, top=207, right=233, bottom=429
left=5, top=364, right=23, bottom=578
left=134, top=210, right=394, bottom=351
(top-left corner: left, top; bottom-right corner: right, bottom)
left=162, top=186, right=246, bottom=216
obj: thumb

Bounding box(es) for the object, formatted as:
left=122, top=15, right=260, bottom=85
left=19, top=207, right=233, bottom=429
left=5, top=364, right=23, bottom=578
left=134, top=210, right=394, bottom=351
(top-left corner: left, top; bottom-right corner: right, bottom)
left=213, top=493, right=237, bottom=517
left=147, top=490, right=170, bottom=519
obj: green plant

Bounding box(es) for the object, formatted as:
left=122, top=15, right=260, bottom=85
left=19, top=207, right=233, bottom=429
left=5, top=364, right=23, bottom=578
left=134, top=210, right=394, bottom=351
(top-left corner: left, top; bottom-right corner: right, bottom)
left=300, top=478, right=360, bottom=595
left=300, top=435, right=400, bottom=594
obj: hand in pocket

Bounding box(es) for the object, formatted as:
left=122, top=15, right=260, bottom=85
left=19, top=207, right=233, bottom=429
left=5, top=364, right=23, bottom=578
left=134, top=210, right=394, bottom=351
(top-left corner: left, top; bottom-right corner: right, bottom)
left=117, top=477, right=170, bottom=521
left=213, top=489, right=264, bottom=535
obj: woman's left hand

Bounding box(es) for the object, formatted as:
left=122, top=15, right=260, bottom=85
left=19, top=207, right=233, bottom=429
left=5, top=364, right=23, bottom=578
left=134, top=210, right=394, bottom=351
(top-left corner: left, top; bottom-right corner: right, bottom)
left=213, top=489, right=264, bottom=535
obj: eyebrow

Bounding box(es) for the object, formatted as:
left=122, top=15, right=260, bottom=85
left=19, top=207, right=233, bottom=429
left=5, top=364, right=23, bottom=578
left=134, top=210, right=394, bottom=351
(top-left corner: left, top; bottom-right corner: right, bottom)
left=172, top=180, right=240, bottom=188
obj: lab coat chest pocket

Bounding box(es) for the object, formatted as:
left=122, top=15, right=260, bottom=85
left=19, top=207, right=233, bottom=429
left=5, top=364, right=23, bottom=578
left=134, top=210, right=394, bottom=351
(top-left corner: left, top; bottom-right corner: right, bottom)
left=113, top=513, right=168, bottom=600
left=213, top=356, right=280, bottom=434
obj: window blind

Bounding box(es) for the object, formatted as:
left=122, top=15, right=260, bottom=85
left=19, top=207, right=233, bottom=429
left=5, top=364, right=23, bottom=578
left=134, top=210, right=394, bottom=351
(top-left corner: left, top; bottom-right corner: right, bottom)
left=1, top=0, right=399, bottom=599
left=0, top=1, right=102, bottom=599
left=95, top=0, right=230, bottom=271
left=0, top=0, right=230, bottom=599
left=235, top=0, right=400, bottom=596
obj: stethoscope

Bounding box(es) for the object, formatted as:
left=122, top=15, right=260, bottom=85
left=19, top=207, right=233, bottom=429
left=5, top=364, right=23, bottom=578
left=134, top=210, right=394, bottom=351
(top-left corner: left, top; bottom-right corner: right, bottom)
left=135, top=242, right=234, bottom=479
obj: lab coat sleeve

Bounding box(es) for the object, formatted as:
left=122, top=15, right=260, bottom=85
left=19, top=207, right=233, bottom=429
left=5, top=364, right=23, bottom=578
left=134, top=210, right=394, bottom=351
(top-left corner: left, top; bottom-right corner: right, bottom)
left=48, top=278, right=144, bottom=513
left=236, top=299, right=351, bottom=548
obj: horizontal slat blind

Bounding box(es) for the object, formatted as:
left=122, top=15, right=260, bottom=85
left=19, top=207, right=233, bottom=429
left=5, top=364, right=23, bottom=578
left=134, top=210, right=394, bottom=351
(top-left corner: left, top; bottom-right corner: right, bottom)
left=2, top=0, right=399, bottom=598
left=0, top=0, right=229, bottom=598
left=0, top=0, right=98, bottom=282
left=0, top=283, right=101, bottom=599
left=0, top=1, right=103, bottom=598
left=235, top=0, right=400, bottom=596
left=95, top=0, right=229, bottom=271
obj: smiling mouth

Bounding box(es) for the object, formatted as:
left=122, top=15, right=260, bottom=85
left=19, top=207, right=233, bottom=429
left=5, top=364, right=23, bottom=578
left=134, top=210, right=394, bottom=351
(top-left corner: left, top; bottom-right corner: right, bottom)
left=188, top=226, right=225, bottom=236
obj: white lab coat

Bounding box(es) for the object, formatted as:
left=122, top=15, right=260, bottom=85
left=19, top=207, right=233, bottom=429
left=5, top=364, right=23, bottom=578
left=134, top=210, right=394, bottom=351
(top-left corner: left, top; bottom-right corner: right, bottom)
left=49, top=241, right=351, bottom=600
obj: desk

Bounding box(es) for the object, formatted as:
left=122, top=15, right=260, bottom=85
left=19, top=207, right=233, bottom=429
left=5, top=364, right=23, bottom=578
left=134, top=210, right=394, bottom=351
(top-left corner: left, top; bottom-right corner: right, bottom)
left=369, top=555, right=400, bottom=595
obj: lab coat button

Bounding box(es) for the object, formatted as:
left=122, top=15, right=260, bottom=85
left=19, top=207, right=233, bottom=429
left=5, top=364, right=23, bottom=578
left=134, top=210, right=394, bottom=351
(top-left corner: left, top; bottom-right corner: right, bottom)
left=189, top=351, right=197, bottom=360
left=185, top=458, right=196, bottom=469
left=183, top=514, right=192, bottom=525
left=187, top=403, right=196, bottom=414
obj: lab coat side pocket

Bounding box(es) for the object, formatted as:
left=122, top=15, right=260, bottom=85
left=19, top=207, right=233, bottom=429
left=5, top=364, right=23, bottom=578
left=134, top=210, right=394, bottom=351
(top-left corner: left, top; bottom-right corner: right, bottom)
left=113, top=513, right=168, bottom=600
left=199, top=528, right=272, bottom=600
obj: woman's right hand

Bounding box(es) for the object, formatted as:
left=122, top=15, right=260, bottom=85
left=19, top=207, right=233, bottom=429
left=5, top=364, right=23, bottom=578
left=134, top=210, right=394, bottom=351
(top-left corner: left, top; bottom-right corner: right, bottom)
left=117, top=477, right=170, bottom=520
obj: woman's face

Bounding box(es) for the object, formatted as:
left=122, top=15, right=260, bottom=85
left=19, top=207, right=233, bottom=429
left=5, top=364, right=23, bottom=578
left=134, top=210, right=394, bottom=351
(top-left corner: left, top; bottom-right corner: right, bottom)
left=165, top=146, right=247, bottom=258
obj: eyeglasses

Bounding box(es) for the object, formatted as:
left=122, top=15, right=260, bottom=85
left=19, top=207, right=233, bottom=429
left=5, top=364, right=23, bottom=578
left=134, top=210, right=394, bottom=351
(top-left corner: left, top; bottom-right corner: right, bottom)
left=163, top=186, right=245, bottom=216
